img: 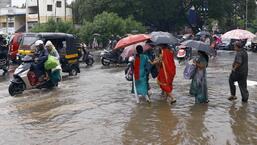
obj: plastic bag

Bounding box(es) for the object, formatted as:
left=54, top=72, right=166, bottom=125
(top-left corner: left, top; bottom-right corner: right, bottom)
left=44, top=55, right=59, bottom=70
left=183, top=60, right=196, bottom=80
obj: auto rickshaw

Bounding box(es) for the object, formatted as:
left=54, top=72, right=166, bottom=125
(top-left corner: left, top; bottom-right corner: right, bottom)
left=251, top=37, right=257, bottom=52
left=17, top=32, right=81, bottom=76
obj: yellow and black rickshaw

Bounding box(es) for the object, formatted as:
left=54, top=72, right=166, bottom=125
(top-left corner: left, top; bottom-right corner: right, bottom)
left=17, top=32, right=81, bottom=75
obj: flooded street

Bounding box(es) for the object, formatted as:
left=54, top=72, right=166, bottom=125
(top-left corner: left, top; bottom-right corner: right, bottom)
left=0, top=51, right=257, bottom=145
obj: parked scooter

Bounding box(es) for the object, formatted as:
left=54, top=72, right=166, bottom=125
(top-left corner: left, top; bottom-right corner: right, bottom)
left=8, top=55, right=61, bottom=96
left=80, top=45, right=94, bottom=65
left=100, top=48, right=126, bottom=66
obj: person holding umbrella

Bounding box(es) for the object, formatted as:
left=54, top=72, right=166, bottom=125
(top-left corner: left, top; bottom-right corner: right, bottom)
left=190, top=50, right=209, bottom=103
left=228, top=41, right=249, bottom=102
left=156, top=44, right=176, bottom=104
left=133, top=45, right=152, bottom=103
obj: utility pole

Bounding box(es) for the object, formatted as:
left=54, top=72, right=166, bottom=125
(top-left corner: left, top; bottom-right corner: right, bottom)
left=245, top=0, right=248, bottom=29
left=37, top=0, right=40, bottom=24
left=37, top=0, right=40, bottom=25
left=64, top=0, right=66, bottom=21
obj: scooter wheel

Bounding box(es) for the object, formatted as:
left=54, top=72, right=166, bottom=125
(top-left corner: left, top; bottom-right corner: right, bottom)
left=8, top=82, right=24, bottom=96
left=86, top=58, right=94, bottom=66
left=101, top=58, right=110, bottom=66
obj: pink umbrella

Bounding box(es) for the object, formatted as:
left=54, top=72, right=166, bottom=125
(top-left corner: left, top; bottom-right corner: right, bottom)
left=221, top=29, right=256, bottom=40
left=121, top=42, right=152, bottom=60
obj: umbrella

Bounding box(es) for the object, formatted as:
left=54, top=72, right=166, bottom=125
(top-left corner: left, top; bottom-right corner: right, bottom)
left=181, top=40, right=216, bottom=56
left=120, top=42, right=152, bottom=59
left=196, top=31, right=210, bottom=36
left=114, top=34, right=151, bottom=49
left=221, top=29, right=256, bottom=40
left=150, top=31, right=179, bottom=45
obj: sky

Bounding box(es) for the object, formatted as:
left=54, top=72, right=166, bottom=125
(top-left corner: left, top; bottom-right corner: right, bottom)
left=12, top=0, right=74, bottom=7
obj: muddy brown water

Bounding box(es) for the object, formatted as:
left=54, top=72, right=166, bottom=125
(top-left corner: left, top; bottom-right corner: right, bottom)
left=0, top=51, right=256, bottom=145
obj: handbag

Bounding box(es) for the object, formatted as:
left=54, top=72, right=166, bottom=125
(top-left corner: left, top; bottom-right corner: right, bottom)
left=183, top=60, right=196, bottom=80
left=125, top=63, right=133, bottom=81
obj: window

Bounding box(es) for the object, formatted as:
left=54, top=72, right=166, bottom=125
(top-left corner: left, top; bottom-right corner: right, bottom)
left=8, top=23, right=14, bottom=27
left=47, top=5, right=52, bottom=11
left=56, top=1, right=62, bottom=7
left=56, top=18, right=61, bottom=22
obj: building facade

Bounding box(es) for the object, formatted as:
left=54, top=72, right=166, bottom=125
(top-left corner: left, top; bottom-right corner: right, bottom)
left=26, top=0, right=72, bottom=31
left=0, top=0, right=11, bottom=8
left=0, top=7, right=26, bottom=34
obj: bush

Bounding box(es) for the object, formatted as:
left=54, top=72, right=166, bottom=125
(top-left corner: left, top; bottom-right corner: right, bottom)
left=31, top=19, right=76, bottom=34
left=78, top=12, right=146, bottom=46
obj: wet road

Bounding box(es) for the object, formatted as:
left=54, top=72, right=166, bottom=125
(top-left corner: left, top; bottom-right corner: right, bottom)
left=0, top=51, right=257, bottom=145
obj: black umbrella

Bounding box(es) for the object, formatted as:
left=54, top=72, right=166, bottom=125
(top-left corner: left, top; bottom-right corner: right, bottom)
left=196, top=31, right=210, bottom=36
left=181, top=40, right=215, bottom=56
left=150, top=31, right=179, bottom=45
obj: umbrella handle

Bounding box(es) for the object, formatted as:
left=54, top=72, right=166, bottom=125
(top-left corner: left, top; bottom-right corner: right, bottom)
left=133, top=75, right=139, bottom=103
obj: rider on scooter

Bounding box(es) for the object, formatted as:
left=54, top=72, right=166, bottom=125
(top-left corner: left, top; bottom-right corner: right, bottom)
left=33, top=40, right=48, bottom=82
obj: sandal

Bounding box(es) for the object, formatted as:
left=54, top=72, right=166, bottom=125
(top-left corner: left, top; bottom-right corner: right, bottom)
left=228, top=96, right=237, bottom=101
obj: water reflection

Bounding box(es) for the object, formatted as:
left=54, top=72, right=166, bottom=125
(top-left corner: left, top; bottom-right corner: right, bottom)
left=184, top=104, right=209, bottom=145
left=229, top=103, right=257, bottom=144
left=122, top=103, right=179, bottom=145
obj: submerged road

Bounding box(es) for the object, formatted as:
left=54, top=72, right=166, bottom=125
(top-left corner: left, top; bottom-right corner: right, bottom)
left=0, top=51, right=256, bottom=145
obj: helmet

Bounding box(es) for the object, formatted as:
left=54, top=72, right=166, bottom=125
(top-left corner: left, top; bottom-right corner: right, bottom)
left=34, top=40, right=44, bottom=46
left=177, top=49, right=186, bottom=58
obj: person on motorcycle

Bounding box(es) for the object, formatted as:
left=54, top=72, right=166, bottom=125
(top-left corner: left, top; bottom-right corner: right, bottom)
left=45, top=41, right=61, bottom=87
left=0, top=35, right=9, bottom=75
left=33, top=40, right=49, bottom=82
left=45, top=40, right=60, bottom=60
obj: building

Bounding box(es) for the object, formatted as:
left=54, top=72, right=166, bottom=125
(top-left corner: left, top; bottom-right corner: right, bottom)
left=26, top=0, right=72, bottom=31
left=0, top=7, right=26, bottom=34
left=0, top=0, right=11, bottom=8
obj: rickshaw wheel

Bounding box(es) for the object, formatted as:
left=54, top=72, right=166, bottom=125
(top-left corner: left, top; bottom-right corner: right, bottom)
left=69, top=67, right=78, bottom=76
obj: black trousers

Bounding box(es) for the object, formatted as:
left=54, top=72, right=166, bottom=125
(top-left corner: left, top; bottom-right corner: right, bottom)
left=229, top=71, right=249, bottom=102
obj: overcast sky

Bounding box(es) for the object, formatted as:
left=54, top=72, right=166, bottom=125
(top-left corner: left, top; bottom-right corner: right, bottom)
left=12, top=0, right=74, bottom=7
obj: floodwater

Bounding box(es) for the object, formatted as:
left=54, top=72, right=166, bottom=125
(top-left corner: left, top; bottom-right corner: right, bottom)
left=0, top=51, right=256, bottom=145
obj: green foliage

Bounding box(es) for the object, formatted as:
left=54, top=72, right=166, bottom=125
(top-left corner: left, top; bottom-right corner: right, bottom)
left=248, top=19, right=257, bottom=33
left=72, top=0, right=257, bottom=33
left=78, top=12, right=146, bottom=44
left=31, top=19, right=76, bottom=34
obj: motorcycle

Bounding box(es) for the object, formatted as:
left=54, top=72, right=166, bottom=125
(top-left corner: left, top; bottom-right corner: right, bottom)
left=8, top=55, right=61, bottom=96
left=100, top=49, right=126, bottom=66
left=0, top=46, right=9, bottom=75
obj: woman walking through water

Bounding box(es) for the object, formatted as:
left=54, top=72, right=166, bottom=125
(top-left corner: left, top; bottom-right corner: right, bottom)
left=157, top=44, right=176, bottom=104
left=190, top=51, right=209, bottom=103
left=133, top=45, right=151, bottom=103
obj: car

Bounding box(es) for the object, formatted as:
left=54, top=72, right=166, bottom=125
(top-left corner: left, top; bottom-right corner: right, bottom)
left=217, top=38, right=231, bottom=50
left=8, top=33, right=23, bottom=62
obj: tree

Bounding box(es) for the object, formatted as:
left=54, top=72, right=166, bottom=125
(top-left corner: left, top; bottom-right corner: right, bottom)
left=31, top=19, right=76, bottom=34
left=72, top=0, right=257, bottom=32
left=78, top=12, right=146, bottom=45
